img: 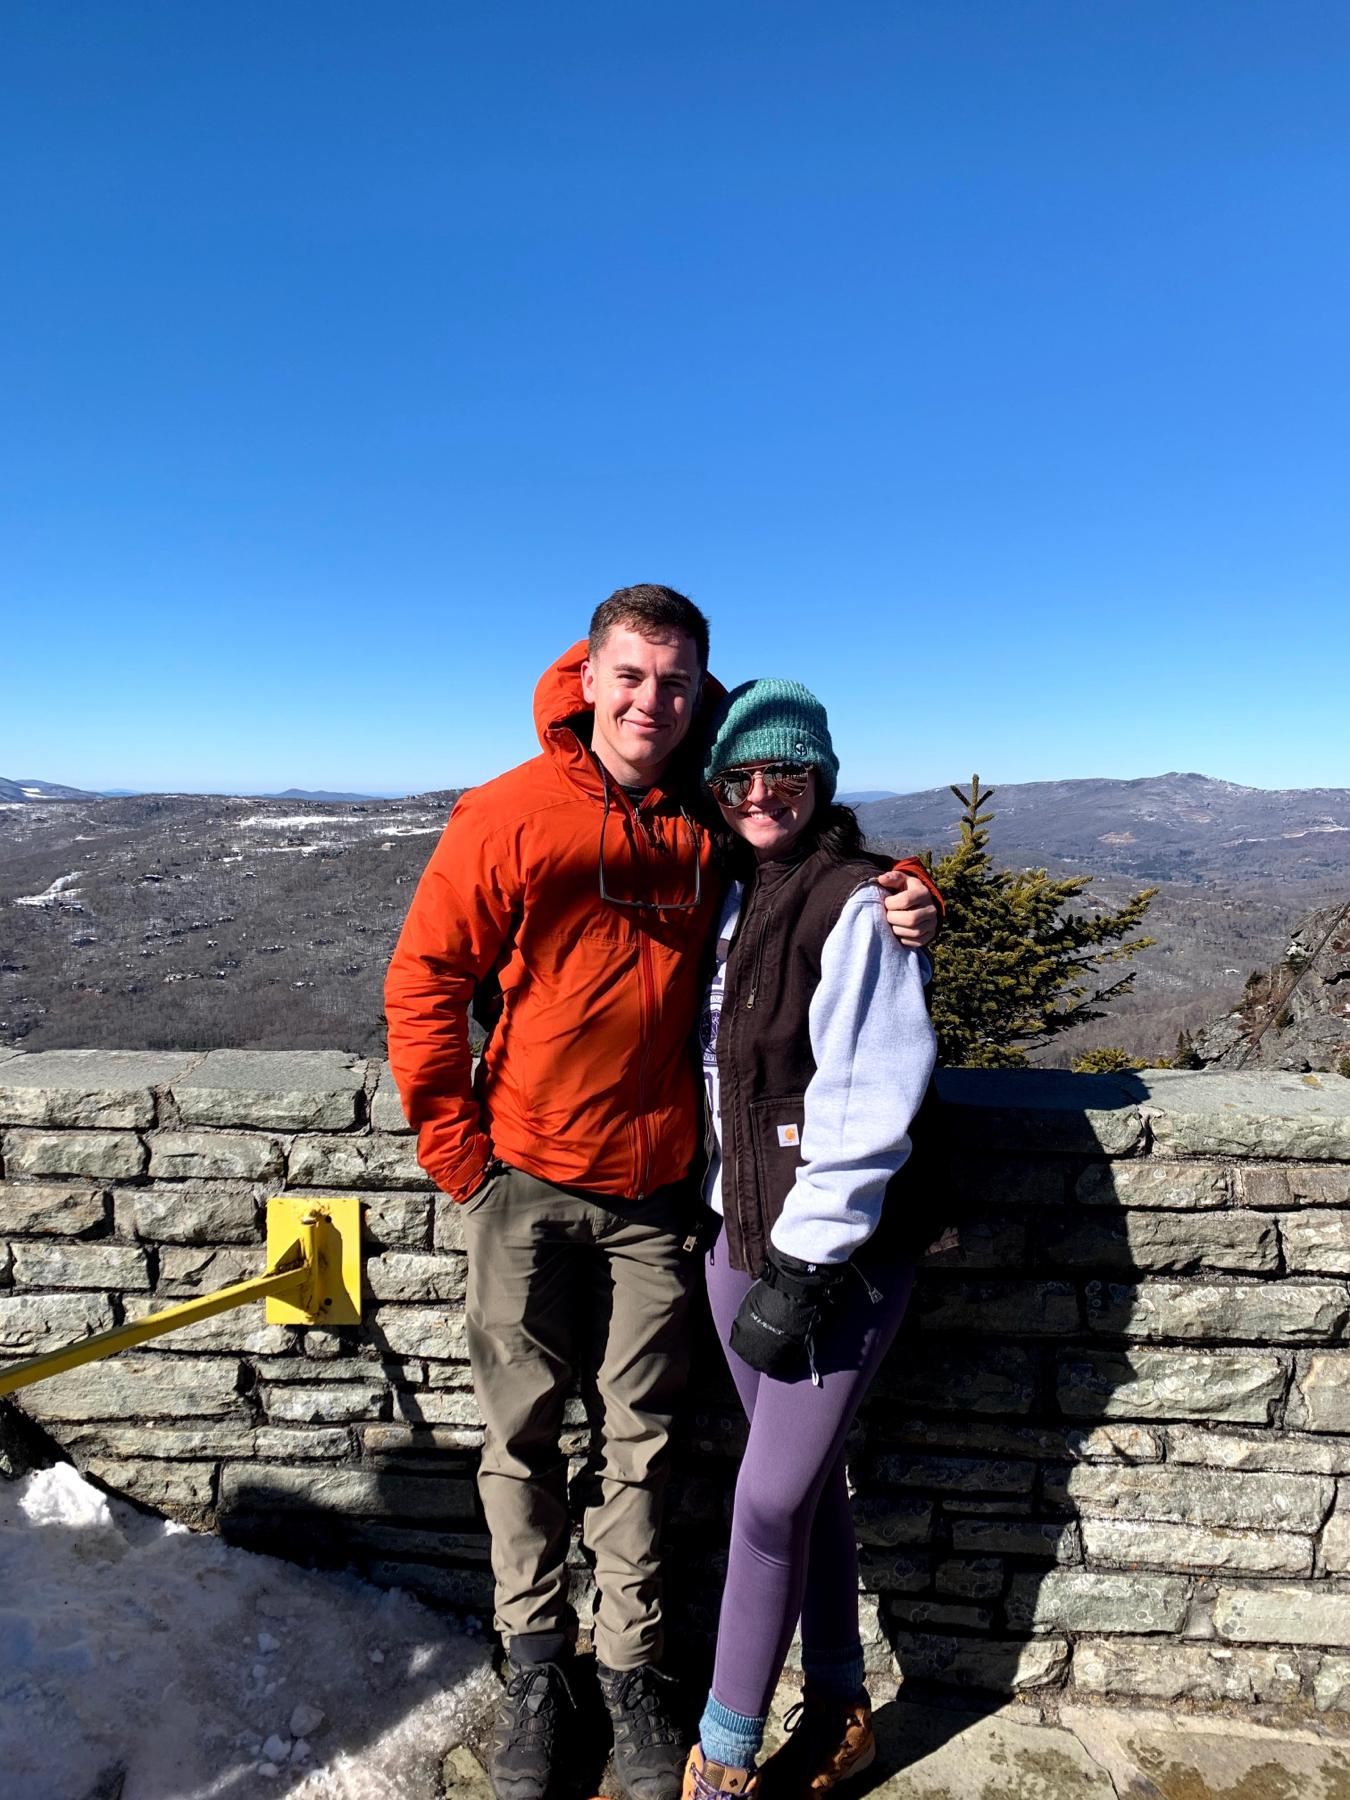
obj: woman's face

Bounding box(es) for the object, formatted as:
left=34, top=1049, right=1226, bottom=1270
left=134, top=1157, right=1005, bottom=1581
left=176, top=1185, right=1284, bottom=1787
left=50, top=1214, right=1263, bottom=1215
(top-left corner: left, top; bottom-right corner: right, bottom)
left=711, top=760, right=817, bottom=862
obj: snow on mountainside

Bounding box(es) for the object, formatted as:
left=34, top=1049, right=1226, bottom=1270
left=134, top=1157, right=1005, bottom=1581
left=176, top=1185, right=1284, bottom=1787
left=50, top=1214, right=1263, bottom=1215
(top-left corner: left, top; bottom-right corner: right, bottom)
left=0, top=776, right=103, bottom=803
left=1, top=779, right=398, bottom=804
left=857, top=772, right=1350, bottom=883
left=2, top=774, right=1347, bottom=1061
left=0, top=790, right=465, bottom=1053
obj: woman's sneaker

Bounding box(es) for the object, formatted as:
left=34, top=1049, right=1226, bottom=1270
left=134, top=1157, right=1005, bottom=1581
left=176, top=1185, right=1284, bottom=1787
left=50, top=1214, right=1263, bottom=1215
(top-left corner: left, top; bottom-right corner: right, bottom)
left=757, top=1687, right=874, bottom=1795
left=681, top=1744, right=759, bottom=1798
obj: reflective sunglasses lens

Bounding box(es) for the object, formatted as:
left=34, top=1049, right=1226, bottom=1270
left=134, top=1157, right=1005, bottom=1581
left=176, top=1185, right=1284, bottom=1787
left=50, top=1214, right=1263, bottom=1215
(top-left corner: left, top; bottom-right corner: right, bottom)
left=762, top=763, right=811, bottom=797
left=710, top=770, right=753, bottom=804
left=710, top=763, right=811, bottom=804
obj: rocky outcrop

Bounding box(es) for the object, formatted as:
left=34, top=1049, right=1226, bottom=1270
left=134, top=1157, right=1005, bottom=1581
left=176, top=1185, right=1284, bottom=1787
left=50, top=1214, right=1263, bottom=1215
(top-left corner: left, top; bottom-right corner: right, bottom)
left=1193, top=901, right=1350, bottom=1073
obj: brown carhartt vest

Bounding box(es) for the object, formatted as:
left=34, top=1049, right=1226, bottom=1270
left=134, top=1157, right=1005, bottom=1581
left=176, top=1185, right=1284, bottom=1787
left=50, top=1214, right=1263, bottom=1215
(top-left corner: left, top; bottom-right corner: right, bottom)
left=713, top=843, right=947, bottom=1277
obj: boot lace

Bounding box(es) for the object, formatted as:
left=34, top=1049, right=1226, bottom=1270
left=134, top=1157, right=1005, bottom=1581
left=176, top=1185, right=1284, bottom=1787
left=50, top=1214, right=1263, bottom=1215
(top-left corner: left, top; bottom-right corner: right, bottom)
left=606, top=1664, right=684, bottom=1749
left=778, top=1693, right=850, bottom=1761
left=500, top=1660, right=575, bottom=1748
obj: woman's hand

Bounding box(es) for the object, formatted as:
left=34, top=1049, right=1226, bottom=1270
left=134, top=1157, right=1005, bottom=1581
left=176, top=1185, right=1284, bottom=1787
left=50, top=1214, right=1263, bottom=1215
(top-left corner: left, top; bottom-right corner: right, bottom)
left=730, top=1250, right=846, bottom=1378
left=876, top=866, right=941, bottom=948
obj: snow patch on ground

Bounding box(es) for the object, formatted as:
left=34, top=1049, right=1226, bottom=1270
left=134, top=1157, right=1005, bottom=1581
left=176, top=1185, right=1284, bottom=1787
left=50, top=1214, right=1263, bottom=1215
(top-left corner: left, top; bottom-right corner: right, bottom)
left=239, top=843, right=343, bottom=857
left=237, top=817, right=374, bottom=831
left=14, top=871, right=84, bottom=907
left=0, top=1462, right=495, bottom=1800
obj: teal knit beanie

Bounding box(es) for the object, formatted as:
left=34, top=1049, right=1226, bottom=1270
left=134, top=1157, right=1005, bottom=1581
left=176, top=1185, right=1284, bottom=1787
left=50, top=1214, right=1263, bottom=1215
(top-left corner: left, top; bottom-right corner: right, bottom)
left=702, top=678, right=839, bottom=804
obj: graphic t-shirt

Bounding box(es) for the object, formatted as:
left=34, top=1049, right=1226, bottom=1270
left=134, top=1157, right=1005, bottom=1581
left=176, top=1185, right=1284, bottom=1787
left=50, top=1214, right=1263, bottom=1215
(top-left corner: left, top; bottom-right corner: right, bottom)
left=699, top=882, right=742, bottom=1217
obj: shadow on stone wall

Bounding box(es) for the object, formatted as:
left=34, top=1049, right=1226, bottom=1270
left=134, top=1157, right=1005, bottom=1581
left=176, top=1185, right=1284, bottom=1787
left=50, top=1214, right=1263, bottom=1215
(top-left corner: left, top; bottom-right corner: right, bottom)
left=669, top=1070, right=1153, bottom=1781
left=235, top=1068, right=1153, bottom=1787
left=9, top=1057, right=1349, bottom=1787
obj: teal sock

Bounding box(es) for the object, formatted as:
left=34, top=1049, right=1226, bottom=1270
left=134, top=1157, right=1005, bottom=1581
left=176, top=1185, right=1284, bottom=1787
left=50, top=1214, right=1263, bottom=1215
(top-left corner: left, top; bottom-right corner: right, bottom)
left=698, top=1694, right=764, bottom=1771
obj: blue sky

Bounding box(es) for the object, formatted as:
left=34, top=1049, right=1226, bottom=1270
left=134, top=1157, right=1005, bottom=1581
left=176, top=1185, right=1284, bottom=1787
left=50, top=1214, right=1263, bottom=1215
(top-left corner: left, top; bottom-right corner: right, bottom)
left=4, top=2, right=1348, bottom=797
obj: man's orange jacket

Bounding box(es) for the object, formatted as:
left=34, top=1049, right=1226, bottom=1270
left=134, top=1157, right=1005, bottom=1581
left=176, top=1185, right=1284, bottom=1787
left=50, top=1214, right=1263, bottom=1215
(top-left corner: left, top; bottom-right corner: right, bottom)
left=384, top=643, right=941, bottom=1203
left=385, top=643, right=720, bottom=1201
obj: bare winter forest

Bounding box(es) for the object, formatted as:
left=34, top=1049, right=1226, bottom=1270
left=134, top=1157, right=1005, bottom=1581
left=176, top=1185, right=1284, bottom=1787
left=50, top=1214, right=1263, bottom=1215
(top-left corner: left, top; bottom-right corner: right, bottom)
left=2, top=775, right=1347, bottom=1066
left=0, top=793, right=461, bottom=1055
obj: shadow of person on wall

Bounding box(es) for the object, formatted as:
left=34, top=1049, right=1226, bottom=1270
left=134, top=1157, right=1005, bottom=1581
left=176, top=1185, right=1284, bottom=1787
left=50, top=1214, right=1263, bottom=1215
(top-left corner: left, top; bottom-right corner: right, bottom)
left=662, top=1067, right=1157, bottom=1787
left=844, top=1067, right=1157, bottom=1779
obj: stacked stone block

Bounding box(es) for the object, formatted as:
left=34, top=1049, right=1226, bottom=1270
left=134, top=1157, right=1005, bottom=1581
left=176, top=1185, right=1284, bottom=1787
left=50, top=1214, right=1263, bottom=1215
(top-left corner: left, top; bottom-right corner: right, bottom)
left=0, top=1049, right=490, bottom=1612
left=4, top=1053, right=1350, bottom=1712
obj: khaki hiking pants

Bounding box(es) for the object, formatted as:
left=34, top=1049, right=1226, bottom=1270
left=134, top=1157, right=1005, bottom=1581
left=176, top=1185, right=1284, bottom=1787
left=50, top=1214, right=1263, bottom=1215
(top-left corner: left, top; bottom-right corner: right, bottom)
left=461, top=1163, right=695, bottom=1670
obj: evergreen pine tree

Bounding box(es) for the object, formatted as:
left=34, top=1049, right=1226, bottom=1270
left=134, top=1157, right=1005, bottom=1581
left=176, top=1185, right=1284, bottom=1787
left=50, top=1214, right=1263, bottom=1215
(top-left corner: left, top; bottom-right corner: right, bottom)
left=926, top=777, right=1157, bottom=1068
left=1071, top=1046, right=1147, bottom=1074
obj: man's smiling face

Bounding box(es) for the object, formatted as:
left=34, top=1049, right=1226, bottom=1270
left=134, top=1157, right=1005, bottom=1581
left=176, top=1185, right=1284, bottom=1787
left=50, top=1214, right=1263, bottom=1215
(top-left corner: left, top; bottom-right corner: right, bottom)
left=580, top=625, right=702, bottom=787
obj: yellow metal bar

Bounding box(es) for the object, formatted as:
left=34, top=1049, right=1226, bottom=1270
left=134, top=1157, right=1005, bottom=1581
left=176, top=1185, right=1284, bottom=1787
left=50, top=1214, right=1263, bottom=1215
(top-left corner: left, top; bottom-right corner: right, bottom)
left=297, top=1213, right=319, bottom=1315
left=265, top=1198, right=362, bottom=1325
left=0, top=1253, right=311, bottom=1398
left=0, top=1198, right=362, bottom=1401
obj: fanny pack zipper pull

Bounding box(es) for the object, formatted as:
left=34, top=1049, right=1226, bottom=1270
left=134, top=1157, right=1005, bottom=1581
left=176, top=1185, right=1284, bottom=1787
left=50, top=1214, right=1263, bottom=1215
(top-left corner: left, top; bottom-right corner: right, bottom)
left=852, top=1265, right=882, bottom=1304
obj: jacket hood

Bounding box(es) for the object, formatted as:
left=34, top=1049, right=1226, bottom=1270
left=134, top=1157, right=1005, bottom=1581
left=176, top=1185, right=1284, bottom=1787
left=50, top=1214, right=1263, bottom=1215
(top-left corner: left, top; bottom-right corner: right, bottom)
left=533, top=640, right=593, bottom=752
left=532, top=638, right=727, bottom=800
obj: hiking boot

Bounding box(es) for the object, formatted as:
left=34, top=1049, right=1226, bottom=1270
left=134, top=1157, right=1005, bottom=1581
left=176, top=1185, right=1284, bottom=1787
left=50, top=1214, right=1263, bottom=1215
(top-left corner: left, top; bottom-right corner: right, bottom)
left=486, top=1657, right=575, bottom=1800
left=757, top=1687, right=873, bottom=1795
left=597, top=1661, right=688, bottom=1800
left=681, top=1744, right=759, bottom=1798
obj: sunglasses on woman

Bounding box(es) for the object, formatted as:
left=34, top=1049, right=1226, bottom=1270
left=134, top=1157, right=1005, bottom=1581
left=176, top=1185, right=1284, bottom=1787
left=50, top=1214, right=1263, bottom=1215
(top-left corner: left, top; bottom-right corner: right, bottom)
left=707, top=761, right=813, bottom=807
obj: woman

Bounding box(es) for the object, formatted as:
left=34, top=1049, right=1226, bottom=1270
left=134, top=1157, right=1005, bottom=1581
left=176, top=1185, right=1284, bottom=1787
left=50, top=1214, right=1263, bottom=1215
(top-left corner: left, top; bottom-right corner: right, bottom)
left=683, top=679, right=938, bottom=1799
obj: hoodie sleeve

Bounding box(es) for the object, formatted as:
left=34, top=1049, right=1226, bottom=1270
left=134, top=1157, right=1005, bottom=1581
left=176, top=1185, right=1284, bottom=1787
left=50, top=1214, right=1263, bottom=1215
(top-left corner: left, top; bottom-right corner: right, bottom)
left=769, top=886, right=937, bottom=1265
left=383, top=788, right=523, bottom=1201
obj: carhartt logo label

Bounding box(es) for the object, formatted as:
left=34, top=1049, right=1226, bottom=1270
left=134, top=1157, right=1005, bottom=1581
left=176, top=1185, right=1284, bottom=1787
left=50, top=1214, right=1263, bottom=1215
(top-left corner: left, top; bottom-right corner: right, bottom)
left=777, top=1123, right=800, bottom=1147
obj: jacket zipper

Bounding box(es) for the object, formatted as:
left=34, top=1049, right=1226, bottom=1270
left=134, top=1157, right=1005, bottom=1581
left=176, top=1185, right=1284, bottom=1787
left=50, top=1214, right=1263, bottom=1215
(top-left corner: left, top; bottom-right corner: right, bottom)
left=635, top=929, right=655, bottom=1199
left=744, top=907, right=772, bottom=1010
left=633, top=790, right=655, bottom=1199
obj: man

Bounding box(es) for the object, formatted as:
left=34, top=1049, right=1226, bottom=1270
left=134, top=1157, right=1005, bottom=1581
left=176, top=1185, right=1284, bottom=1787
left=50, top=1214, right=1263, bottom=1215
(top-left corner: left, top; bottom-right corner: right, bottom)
left=385, top=586, right=938, bottom=1800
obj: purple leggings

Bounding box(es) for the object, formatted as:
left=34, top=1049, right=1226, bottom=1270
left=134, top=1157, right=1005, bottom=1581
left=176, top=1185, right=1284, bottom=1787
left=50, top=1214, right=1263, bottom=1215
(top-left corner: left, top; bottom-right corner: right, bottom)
left=704, top=1235, right=915, bottom=1722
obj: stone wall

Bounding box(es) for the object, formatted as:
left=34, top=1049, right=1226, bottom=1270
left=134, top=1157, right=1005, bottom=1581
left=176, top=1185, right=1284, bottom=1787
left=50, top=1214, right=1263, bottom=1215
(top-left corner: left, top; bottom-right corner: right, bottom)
left=4, top=1052, right=1350, bottom=1711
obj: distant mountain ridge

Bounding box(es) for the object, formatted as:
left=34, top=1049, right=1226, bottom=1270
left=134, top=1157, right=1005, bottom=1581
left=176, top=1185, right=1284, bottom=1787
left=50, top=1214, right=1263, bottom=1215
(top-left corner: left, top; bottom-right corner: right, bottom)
left=1, top=778, right=397, bottom=805
left=8, top=769, right=1350, bottom=885
left=3, top=779, right=1343, bottom=1062
left=0, top=776, right=102, bottom=803
left=266, top=789, right=395, bottom=803
left=856, top=772, right=1350, bottom=884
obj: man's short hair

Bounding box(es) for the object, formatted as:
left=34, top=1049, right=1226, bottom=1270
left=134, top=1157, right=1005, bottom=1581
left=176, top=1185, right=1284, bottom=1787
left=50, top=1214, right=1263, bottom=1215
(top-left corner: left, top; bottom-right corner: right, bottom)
left=588, top=584, right=710, bottom=675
